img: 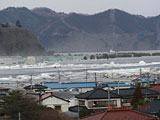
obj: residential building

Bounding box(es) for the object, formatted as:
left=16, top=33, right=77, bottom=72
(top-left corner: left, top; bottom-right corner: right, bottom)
left=132, top=77, right=158, bottom=87
left=41, top=82, right=96, bottom=93
left=29, top=93, right=70, bottom=112
left=113, top=88, right=160, bottom=106
left=76, top=88, right=121, bottom=110
left=137, top=99, right=160, bottom=117
left=24, top=84, right=48, bottom=93
left=0, top=87, right=9, bottom=98
left=53, top=92, right=78, bottom=107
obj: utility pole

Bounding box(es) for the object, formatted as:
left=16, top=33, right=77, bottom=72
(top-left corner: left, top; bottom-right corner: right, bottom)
left=58, top=69, right=61, bottom=83
left=140, top=68, right=142, bottom=77
left=108, top=86, right=110, bottom=106
left=117, top=80, right=120, bottom=95
left=18, top=112, right=21, bottom=120
left=85, top=69, right=88, bottom=82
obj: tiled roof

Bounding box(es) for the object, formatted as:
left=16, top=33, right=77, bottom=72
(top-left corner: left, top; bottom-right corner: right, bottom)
left=149, top=84, right=160, bottom=94
left=137, top=99, right=160, bottom=114
left=76, top=88, right=120, bottom=99
left=80, top=110, right=158, bottom=120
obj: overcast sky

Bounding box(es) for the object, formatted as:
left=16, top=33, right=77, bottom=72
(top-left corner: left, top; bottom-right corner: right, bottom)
left=0, top=0, right=159, bottom=17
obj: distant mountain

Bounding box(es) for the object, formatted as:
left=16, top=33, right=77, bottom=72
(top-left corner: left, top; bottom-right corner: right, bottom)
left=0, top=23, right=45, bottom=56
left=0, top=7, right=160, bottom=52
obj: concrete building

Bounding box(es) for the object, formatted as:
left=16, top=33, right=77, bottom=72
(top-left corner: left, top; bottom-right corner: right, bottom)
left=26, top=56, right=37, bottom=65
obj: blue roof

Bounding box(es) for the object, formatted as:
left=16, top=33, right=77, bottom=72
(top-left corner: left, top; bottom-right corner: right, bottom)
left=140, top=78, right=157, bottom=83
left=41, top=82, right=96, bottom=89
left=103, top=82, right=133, bottom=87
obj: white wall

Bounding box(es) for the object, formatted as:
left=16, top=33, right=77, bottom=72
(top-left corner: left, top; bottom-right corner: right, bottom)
left=41, top=96, right=69, bottom=112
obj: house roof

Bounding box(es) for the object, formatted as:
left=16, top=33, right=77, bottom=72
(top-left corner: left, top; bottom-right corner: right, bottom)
left=133, top=78, right=157, bottom=83
left=53, top=92, right=77, bottom=100
left=39, top=93, right=70, bottom=102
left=113, top=88, right=159, bottom=98
left=0, top=88, right=9, bottom=91
left=80, top=110, right=158, bottom=120
left=76, top=88, right=120, bottom=99
left=28, top=92, right=69, bottom=103
left=24, top=84, right=48, bottom=90
left=137, top=99, right=160, bottom=114
left=149, top=84, right=160, bottom=94
left=102, top=82, right=134, bottom=87
left=41, top=82, right=96, bottom=89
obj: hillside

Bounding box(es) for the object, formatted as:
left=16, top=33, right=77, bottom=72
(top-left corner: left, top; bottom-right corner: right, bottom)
left=0, top=7, right=160, bottom=52
left=0, top=24, right=45, bottom=56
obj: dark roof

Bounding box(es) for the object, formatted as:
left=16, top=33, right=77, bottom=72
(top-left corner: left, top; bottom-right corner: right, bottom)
left=69, top=105, right=87, bottom=112
left=137, top=99, right=160, bottom=114
left=39, top=93, right=69, bottom=103
left=24, top=84, right=48, bottom=89
left=53, top=92, right=77, bottom=100
left=113, top=88, right=159, bottom=98
left=80, top=110, right=158, bottom=120
left=76, top=88, right=120, bottom=99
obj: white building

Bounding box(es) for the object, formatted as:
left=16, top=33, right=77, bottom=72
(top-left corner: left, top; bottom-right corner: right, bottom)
left=39, top=93, right=69, bottom=112
left=26, top=56, right=37, bottom=65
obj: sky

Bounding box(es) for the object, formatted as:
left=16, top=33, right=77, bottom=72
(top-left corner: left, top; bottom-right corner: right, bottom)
left=0, top=0, right=160, bottom=17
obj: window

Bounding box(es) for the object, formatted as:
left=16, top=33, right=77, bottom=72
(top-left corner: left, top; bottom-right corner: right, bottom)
left=79, top=100, right=85, bottom=106
left=55, top=105, right=61, bottom=111
left=88, top=100, right=117, bottom=108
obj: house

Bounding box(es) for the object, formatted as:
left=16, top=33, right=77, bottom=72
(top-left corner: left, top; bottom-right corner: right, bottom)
left=30, top=93, right=70, bottom=112
left=149, top=84, right=160, bottom=94
left=80, top=110, right=158, bottom=120
left=75, top=88, right=121, bottom=110
left=41, top=82, right=96, bottom=93
left=137, top=99, right=160, bottom=117
left=113, top=88, right=160, bottom=106
left=101, top=82, right=134, bottom=90
left=26, top=56, right=37, bottom=65
left=132, top=77, right=158, bottom=87
left=53, top=92, right=78, bottom=107
left=0, top=87, right=9, bottom=98
left=24, top=84, right=48, bottom=93
left=0, top=57, right=24, bottom=66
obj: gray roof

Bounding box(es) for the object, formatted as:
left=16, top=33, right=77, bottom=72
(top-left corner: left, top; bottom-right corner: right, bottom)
left=137, top=99, right=160, bottom=114
left=24, top=84, right=48, bottom=89
left=76, top=88, right=120, bottom=99
left=53, top=92, right=77, bottom=100
left=113, top=88, right=159, bottom=98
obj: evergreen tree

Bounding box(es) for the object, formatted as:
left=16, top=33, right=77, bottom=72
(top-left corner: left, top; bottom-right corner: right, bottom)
left=16, top=20, right=22, bottom=27
left=0, top=90, right=45, bottom=120
left=131, top=85, right=144, bottom=108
